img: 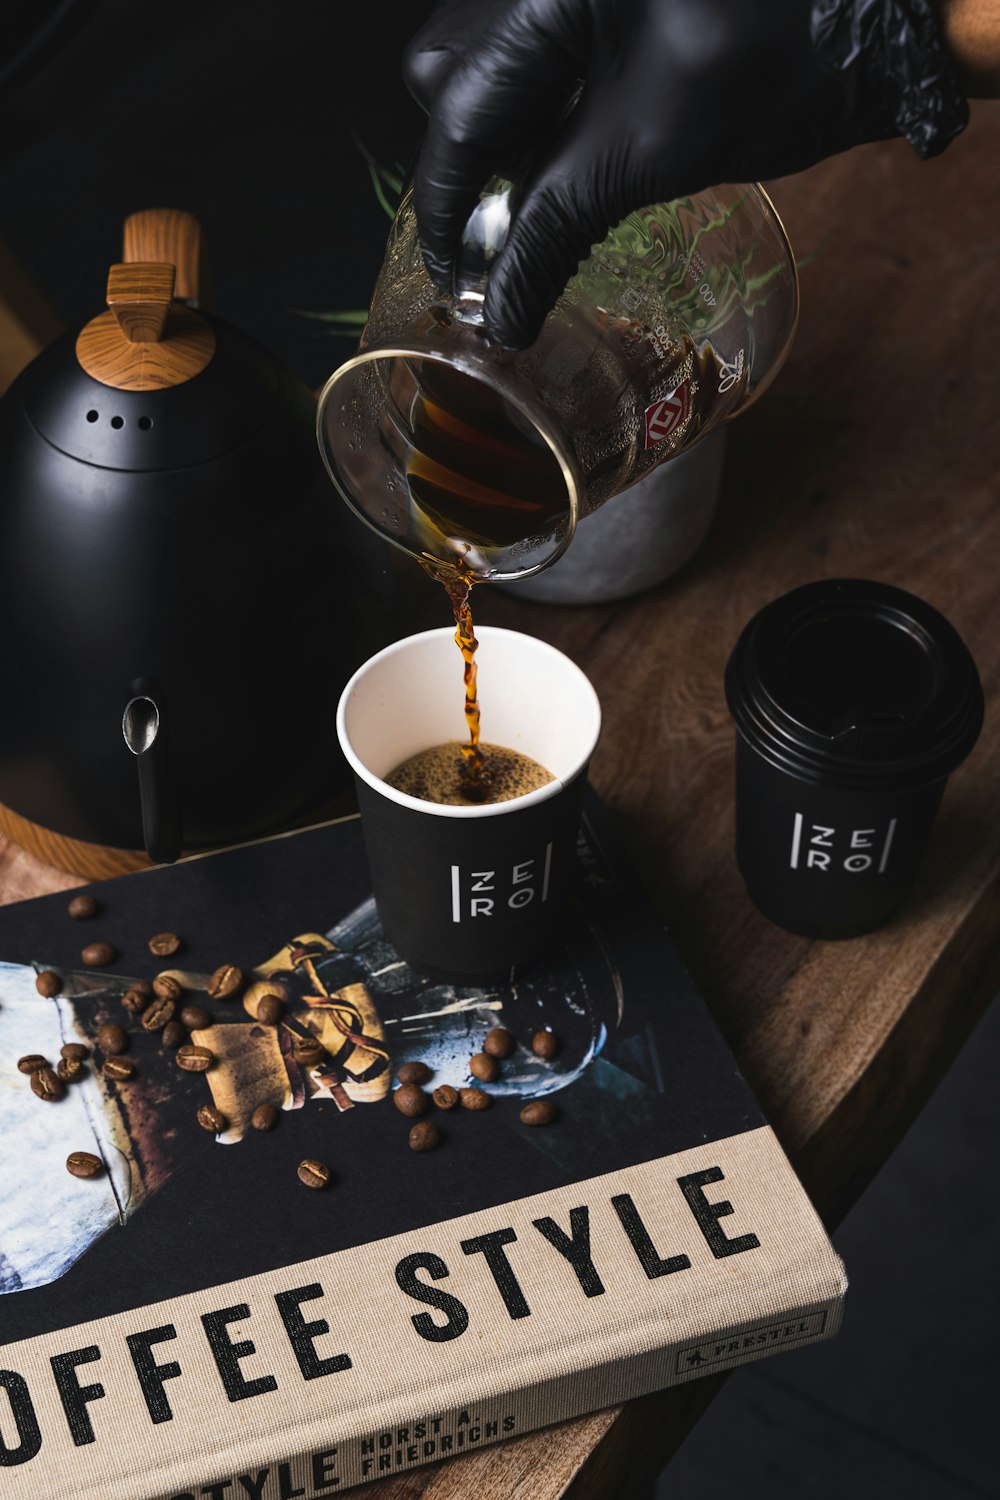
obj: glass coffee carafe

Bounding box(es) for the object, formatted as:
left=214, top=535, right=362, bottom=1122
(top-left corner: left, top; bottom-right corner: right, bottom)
left=317, top=178, right=798, bottom=581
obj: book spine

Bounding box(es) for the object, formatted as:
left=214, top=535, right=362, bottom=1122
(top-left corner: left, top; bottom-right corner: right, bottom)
left=150, top=1293, right=843, bottom=1500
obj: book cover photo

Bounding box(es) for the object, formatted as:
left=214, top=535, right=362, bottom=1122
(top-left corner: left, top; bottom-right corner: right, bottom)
left=0, top=803, right=846, bottom=1498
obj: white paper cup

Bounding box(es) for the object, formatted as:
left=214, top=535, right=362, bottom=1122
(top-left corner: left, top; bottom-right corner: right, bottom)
left=337, top=627, right=601, bottom=977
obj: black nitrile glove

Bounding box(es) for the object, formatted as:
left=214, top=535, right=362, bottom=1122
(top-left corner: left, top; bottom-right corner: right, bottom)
left=403, top=0, right=959, bottom=348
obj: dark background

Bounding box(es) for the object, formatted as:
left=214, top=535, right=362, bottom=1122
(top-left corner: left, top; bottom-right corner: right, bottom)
left=2, top=4, right=997, bottom=1496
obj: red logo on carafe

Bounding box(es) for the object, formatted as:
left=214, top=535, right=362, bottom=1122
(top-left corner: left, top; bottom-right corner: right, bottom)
left=644, top=380, right=691, bottom=448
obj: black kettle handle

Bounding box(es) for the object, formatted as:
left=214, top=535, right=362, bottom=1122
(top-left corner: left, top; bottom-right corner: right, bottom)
left=122, top=681, right=182, bottom=864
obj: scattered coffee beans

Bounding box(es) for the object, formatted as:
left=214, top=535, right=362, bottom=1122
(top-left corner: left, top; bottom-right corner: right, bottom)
left=197, top=1104, right=228, bottom=1134
left=66, top=1151, right=103, bottom=1179
left=483, top=1026, right=516, bottom=1059
left=67, top=894, right=99, bottom=920
left=519, top=1099, right=558, bottom=1126
left=96, top=1023, right=128, bottom=1055
left=176, top=1045, right=214, bottom=1073
left=141, top=997, right=176, bottom=1032
left=35, top=970, right=62, bottom=997
left=102, top=1056, right=135, bottom=1081
left=297, top=1159, right=331, bottom=1190
left=31, top=1066, right=64, bottom=1101
left=122, top=984, right=152, bottom=1014
left=179, top=1004, right=211, bottom=1031
left=153, top=973, right=183, bottom=1002
left=409, top=1120, right=442, bottom=1152
left=207, top=964, right=243, bottom=1000
left=397, top=1060, right=432, bottom=1086
left=255, top=994, right=283, bottom=1026
left=57, top=1056, right=86, bottom=1084
left=293, top=1035, right=325, bottom=1066
left=459, top=1087, right=491, bottom=1111
left=251, top=1104, right=280, bottom=1132
left=432, top=1084, right=460, bottom=1111
left=469, top=1052, right=500, bottom=1083
left=161, top=1020, right=185, bottom=1050
left=82, top=942, right=116, bottom=968
left=17, top=1054, right=47, bottom=1074
left=531, top=1030, right=561, bottom=1060
left=393, top=1083, right=430, bottom=1118
left=60, top=1042, right=89, bottom=1061
left=148, top=932, right=181, bottom=957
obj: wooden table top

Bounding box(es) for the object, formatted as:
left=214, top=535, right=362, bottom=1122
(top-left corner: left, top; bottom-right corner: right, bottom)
left=1, top=103, right=998, bottom=1499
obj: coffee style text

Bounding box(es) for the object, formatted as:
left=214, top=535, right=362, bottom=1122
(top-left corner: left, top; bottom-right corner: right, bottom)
left=0, top=1166, right=759, bottom=1471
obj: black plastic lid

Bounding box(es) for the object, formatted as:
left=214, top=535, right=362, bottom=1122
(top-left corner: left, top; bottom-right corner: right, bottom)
left=725, top=579, right=984, bottom=791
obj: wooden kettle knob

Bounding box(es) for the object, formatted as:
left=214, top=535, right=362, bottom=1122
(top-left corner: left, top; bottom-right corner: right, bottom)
left=107, top=263, right=175, bottom=343
left=76, top=208, right=215, bottom=390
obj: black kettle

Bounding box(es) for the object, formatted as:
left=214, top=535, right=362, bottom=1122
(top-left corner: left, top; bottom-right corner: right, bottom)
left=0, top=209, right=387, bottom=877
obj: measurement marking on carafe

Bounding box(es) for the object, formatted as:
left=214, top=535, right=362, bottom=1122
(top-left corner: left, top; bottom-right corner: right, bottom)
left=790, top=812, right=803, bottom=869
left=451, top=866, right=462, bottom=924
left=878, top=819, right=897, bottom=873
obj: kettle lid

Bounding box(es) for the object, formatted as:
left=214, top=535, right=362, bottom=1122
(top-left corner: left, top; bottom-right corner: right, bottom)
left=16, top=210, right=288, bottom=472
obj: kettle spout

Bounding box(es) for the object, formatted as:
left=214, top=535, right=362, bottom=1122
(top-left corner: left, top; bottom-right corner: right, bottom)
left=122, top=687, right=182, bottom=864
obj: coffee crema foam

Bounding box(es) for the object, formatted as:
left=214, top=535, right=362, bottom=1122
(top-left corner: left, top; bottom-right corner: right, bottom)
left=386, top=741, right=554, bottom=807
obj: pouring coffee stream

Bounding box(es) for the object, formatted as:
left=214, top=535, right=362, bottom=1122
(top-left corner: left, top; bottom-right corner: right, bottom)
left=318, top=177, right=798, bottom=793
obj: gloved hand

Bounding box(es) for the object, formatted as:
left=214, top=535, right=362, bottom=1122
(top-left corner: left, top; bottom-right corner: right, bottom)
left=403, top=0, right=906, bottom=348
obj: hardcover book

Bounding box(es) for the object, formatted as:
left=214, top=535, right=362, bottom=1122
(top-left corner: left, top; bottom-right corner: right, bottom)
left=0, top=799, right=846, bottom=1498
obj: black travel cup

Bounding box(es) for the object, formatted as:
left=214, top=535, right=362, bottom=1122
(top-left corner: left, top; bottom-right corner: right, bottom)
left=725, top=579, right=984, bottom=938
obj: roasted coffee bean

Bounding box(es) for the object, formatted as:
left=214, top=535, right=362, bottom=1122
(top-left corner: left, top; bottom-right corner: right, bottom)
left=297, top=1158, right=331, bottom=1190
left=96, top=1023, right=128, bottom=1055
left=141, top=997, right=176, bottom=1032
left=392, top=1082, right=430, bottom=1117
left=207, top=964, right=243, bottom=1000
left=31, top=1066, right=64, bottom=1101
left=161, top=1020, right=185, bottom=1050
left=57, top=1056, right=86, bottom=1084
left=148, top=932, right=181, bottom=957
left=67, top=893, right=100, bottom=920
left=408, top=1120, right=442, bottom=1152
left=255, top=994, right=283, bottom=1026
left=121, top=978, right=152, bottom=1014
left=519, top=1099, right=558, bottom=1126
left=179, top=1004, right=211, bottom=1031
left=469, top=1052, right=500, bottom=1083
left=81, top=942, right=116, bottom=968
left=60, top=1042, right=89, bottom=1062
left=432, top=1084, right=460, bottom=1111
left=35, top=970, right=62, bottom=998
left=483, top=1026, right=516, bottom=1060
left=251, top=1104, right=280, bottom=1132
left=293, top=1035, right=325, bottom=1066
left=102, top=1056, right=135, bottom=1081
left=176, top=1045, right=214, bottom=1072
left=197, top=1104, right=228, bottom=1134
left=263, top=980, right=291, bottom=1003
left=459, top=1086, right=491, bottom=1111
left=530, top=1030, right=561, bottom=1060
left=66, top=1151, right=103, bottom=1179
left=397, top=1060, right=432, bottom=1086
left=17, top=1053, right=48, bottom=1074
left=152, top=973, right=183, bottom=1002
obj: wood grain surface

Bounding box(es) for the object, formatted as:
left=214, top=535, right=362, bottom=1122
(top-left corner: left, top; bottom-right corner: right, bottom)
left=1, top=104, right=998, bottom=1497
left=106, top=260, right=175, bottom=342
left=123, top=207, right=205, bottom=304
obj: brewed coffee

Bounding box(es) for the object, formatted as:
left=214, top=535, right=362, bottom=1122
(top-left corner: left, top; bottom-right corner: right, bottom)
left=386, top=741, right=554, bottom=807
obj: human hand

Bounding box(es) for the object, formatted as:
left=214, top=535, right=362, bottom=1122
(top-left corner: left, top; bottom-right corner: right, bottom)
left=403, top=0, right=899, bottom=347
